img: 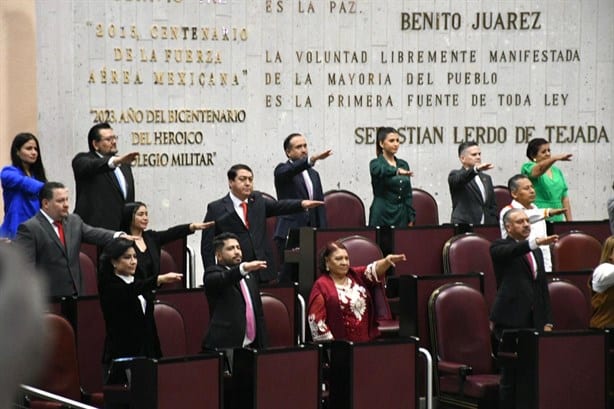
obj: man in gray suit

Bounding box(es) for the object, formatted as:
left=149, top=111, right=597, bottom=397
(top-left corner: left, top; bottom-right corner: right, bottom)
left=15, top=181, right=123, bottom=297
left=448, top=141, right=497, bottom=225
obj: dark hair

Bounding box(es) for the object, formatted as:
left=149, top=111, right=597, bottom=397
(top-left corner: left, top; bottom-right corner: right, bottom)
left=318, top=241, right=349, bottom=274
left=502, top=207, right=524, bottom=226
left=120, top=201, right=147, bottom=234
left=283, top=133, right=303, bottom=152
left=98, top=238, right=135, bottom=278
left=212, top=232, right=240, bottom=253
left=507, top=174, right=530, bottom=192
left=39, top=181, right=65, bottom=203
left=87, top=122, right=112, bottom=153
left=227, top=164, right=253, bottom=180
left=10, top=133, right=47, bottom=182
left=375, top=127, right=398, bottom=157
left=458, top=141, right=479, bottom=157
left=526, top=138, right=549, bottom=161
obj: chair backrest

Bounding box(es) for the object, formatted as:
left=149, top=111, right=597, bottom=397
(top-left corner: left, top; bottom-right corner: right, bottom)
left=79, top=252, right=98, bottom=296
left=157, top=289, right=210, bottom=355
left=35, top=314, right=81, bottom=401
left=493, top=185, right=512, bottom=216
left=429, top=283, right=494, bottom=374
left=551, top=231, right=602, bottom=272
left=442, top=233, right=496, bottom=309
left=412, top=188, right=439, bottom=226
left=154, top=301, right=187, bottom=357
left=339, top=235, right=383, bottom=267
left=547, top=279, right=590, bottom=330
left=260, top=293, right=294, bottom=347
left=323, top=189, right=366, bottom=228
left=159, top=249, right=184, bottom=290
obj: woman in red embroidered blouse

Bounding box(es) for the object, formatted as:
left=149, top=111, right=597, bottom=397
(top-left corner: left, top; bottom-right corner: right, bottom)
left=308, top=241, right=406, bottom=342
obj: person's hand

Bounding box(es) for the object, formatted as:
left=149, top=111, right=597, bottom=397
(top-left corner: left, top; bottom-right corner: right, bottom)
left=407, top=221, right=415, bottom=227
left=476, top=163, right=494, bottom=171
left=243, top=260, right=267, bottom=272
left=398, top=169, right=414, bottom=177
left=120, top=234, right=141, bottom=241
left=190, top=221, right=215, bottom=231
left=385, top=254, right=407, bottom=267
left=310, top=149, right=333, bottom=163
left=536, top=235, right=559, bottom=246
left=301, top=200, right=324, bottom=209
left=548, top=208, right=566, bottom=217
left=554, top=153, right=573, bottom=162
left=543, top=324, right=553, bottom=332
left=157, top=272, right=183, bottom=285
left=113, top=152, right=139, bottom=165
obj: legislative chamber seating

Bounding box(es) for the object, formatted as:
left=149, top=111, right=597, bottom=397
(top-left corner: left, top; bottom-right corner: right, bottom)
left=79, top=251, right=98, bottom=296
left=154, top=301, right=187, bottom=357
left=261, top=292, right=294, bottom=347
left=548, top=269, right=593, bottom=311
left=232, top=345, right=322, bottom=409
left=28, top=314, right=103, bottom=409
left=443, top=233, right=497, bottom=310
left=547, top=279, right=590, bottom=330
left=550, top=220, right=612, bottom=243
left=104, top=353, right=224, bottom=409
left=411, top=187, right=439, bottom=226
left=499, top=329, right=609, bottom=409
left=323, top=189, right=366, bottom=228
left=428, top=283, right=500, bottom=408
left=329, top=338, right=419, bottom=409
left=551, top=230, right=602, bottom=271
left=493, top=185, right=512, bottom=216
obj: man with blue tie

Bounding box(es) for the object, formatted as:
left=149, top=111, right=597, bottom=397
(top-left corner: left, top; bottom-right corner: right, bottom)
left=72, top=122, right=138, bottom=230
left=274, top=133, right=331, bottom=282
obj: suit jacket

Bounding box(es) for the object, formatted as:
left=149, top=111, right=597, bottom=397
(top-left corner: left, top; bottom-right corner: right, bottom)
left=98, top=273, right=160, bottom=363
left=202, top=264, right=268, bottom=350
left=15, top=212, right=116, bottom=297
left=273, top=157, right=327, bottom=240
left=72, top=152, right=135, bottom=230
left=448, top=167, right=497, bottom=225
left=135, top=224, right=192, bottom=280
left=200, top=191, right=303, bottom=282
left=490, top=237, right=552, bottom=329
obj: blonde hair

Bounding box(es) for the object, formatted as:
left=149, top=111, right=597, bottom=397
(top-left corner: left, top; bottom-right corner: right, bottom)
left=600, top=236, right=614, bottom=264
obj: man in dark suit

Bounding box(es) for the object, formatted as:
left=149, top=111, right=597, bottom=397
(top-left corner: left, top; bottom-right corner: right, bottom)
left=202, top=232, right=268, bottom=357
left=448, top=141, right=497, bottom=225
left=15, top=182, right=122, bottom=297
left=201, top=164, right=323, bottom=283
left=490, top=208, right=558, bottom=409
left=72, top=122, right=138, bottom=230
left=274, top=133, right=331, bottom=282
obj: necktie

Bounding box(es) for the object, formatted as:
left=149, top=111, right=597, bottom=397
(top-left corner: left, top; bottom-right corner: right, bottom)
left=526, top=252, right=536, bottom=280
left=241, top=202, right=249, bottom=228
left=114, top=167, right=127, bottom=199
left=239, top=279, right=256, bottom=341
left=53, top=220, right=66, bottom=246
left=302, top=170, right=314, bottom=199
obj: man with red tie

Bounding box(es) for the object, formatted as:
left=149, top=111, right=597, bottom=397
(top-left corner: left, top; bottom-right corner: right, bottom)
left=15, top=182, right=123, bottom=297
left=490, top=208, right=558, bottom=409
left=201, top=164, right=323, bottom=283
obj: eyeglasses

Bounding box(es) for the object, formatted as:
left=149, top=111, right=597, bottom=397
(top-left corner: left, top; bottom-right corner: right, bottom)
left=100, top=135, right=119, bottom=142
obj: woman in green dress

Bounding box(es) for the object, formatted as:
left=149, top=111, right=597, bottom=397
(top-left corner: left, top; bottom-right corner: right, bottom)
left=368, top=127, right=415, bottom=227
left=521, top=138, right=573, bottom=222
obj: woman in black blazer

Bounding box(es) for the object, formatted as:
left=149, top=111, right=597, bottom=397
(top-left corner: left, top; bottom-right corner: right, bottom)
left=120, top=202, right=213, bottom=280
left=98, top=238, right=182, bottom=375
